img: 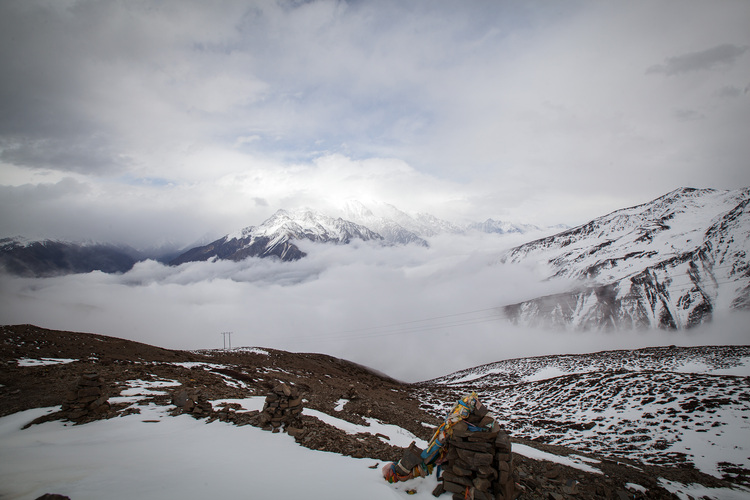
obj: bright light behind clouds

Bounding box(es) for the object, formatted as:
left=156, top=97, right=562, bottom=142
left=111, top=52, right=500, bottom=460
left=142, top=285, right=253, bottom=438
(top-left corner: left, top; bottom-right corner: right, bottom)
left=1, top=0, right=749, bottom=247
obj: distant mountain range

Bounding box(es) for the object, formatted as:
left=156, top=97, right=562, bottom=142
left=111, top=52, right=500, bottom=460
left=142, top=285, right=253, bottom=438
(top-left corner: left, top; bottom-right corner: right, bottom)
left=169, top=209, right=384, bottom=265
left=0, top=238, right=141, bottom=277
left=169, top=202, right=565, bottom=265
left=3, top=188, right=748, bottom=332
left=0, top=201, right=560, bottom=275
left=500, top=187, right=750, bottom=329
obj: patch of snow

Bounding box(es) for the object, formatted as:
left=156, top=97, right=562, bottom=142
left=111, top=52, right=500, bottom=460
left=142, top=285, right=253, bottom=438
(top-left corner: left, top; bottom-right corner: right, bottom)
left=113, top=379, right=182, bottom=404
left=0, top=405, right=442, bottom=500
left=512, top=443, right=602, bottom=474
left=674, top=360, right=711, bottom=374
left=169, top=362, right=226, bottom=370
left=334, top=398, right=349, bottom=412
left=210, top=397, right=266, bottom=412
left=625, top=482, right=648, bottom=493
left=523, top=366, right=569, bottom=382
left=119, top=379, right=180, bottom=397
left=710, top=358, right=750, bottom=377
left=233, top=347, right=270, bottom=355
left=569, top=454, right=601, bottom=465
left=17, top=358, right=77, bottom=367
left=303, top=408, right=428, bottom=449
left=659, top=478, right=750, bottom=500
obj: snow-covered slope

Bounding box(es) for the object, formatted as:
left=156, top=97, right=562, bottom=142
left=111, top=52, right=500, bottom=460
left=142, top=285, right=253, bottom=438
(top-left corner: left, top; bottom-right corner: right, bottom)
left=501, top=187, right=750, bottom=329
left=416, top=345, right=750, bottom=486
left=170, top=209, right=384, bottom=264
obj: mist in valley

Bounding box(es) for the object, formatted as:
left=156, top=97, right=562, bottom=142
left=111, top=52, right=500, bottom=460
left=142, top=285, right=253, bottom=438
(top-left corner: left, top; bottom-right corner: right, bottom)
left=2, top=232, right=747, bottom=382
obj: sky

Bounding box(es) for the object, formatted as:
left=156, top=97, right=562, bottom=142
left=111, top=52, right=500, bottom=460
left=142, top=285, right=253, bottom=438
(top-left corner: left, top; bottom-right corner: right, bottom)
left=1, top=1, right=749, bottom=378
left=1, top=0, right=749, bottom=248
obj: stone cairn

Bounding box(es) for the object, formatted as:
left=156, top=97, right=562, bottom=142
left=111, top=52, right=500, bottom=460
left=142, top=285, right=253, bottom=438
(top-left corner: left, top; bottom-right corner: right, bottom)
left=60, top=372, right=110, bottom=423
left=436, top=402, right=518, bottom=500
left=172, top=388, right=214, bottom=419
left=258, top=382, right=304, bottom=433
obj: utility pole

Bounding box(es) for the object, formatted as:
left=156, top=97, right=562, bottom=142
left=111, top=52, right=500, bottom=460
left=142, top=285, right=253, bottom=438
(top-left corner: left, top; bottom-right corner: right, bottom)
left=220, top=331, right=232, bottom=351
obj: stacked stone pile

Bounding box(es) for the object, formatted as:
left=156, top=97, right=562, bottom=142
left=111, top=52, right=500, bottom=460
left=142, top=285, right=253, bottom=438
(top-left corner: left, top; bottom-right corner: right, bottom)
left=172, top=388, right=213, bottom=418
left=258, top=382, right=304, bottom=432
left=60, top=372, right=110, bottom=422
left=437, top=403, right=518, bottom=500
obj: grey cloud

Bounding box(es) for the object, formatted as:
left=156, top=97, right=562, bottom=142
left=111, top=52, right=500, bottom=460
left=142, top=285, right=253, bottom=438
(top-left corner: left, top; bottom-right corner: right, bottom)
left=1, top=136, right=132, bottom=174
left=714, top=86, right=743, bottom=98
left=646, top=44, right=749, bottom=76
left=673, top=108, right=704, bottom=122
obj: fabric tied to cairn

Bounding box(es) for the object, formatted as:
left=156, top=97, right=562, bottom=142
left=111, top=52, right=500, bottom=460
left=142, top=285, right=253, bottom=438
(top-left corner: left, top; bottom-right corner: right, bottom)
left=383, top=391, right=484, bottom=483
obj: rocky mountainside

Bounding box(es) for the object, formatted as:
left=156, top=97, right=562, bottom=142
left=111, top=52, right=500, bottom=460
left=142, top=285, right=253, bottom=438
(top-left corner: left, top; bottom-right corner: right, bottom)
left=0, top=238, right=141, bottom=277
left=501, top=187, right=750, bottom=329
left=170, top=209, right=384, bottom=265
left=416, top=345, right=750, bottom=489
left=2, top=324, right=748, bottom=499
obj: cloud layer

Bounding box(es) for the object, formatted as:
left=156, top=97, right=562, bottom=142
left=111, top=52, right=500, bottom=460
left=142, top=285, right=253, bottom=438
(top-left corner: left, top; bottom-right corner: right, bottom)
left=1, top=1, right=750, bottom=248
left=2, top=235, right=748, bottom=382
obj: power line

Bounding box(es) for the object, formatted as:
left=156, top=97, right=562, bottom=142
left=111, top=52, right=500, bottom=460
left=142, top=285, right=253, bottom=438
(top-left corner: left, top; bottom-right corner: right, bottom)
left=283, top=276, right=748, bottom=345
left=220, top=331, right=232, bottom=351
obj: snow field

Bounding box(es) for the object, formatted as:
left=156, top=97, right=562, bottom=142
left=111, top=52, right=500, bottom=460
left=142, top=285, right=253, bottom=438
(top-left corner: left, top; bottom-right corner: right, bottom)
left=0, top=404, right=440, bottom=500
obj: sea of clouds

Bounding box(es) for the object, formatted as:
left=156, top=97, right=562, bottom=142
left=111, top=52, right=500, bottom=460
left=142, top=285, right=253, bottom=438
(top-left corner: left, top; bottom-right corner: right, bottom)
left=1, top=232, right=748, bottom=382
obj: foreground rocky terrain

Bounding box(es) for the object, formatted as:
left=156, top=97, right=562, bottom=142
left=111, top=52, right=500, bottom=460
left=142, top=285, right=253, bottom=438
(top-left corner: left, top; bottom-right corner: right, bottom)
left=1, top=324, right=748, bottom=499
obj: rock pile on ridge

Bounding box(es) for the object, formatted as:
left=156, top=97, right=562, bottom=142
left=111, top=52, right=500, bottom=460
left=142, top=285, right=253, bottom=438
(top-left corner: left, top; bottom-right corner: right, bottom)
left=435, top=402, right=518, bottom=500
left=60, top=372, right=111, bottom=423
left=172, top=388, right=213, bottom=418
left=258, top=382, right=304, bottom=433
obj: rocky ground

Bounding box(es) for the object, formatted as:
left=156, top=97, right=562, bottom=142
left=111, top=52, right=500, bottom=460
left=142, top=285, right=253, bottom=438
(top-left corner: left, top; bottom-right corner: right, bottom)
left=1, top=324, right=747, bottom=499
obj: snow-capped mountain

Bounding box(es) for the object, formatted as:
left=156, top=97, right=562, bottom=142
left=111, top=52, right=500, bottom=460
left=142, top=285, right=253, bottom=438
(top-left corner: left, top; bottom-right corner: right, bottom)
left=500, top=187, right=750, bottom=329
left=340, top=200, right=556, bottom=244
left=340, top=201, right=428, bottom=246
left=0, top=237, right=141, bottom=277
left=170, top=209, right=383, bottom=265
left=466, top=219, right=543, bottom=235
left=341, top=200, right=464, bottom=243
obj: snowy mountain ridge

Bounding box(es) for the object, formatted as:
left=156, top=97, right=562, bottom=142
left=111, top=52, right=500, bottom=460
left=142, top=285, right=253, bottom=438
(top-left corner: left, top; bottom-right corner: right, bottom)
left=501, top=187, right=750, bottom=330
left=423, top=344, right=750, bottom=388
left=170, top=208, right=383, bottom=264
left=502, top=187, right=750, bottom=283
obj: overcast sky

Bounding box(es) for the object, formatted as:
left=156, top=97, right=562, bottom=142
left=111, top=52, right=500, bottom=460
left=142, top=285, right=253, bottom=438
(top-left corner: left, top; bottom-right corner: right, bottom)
left=1, top=0, right=749, bottom=247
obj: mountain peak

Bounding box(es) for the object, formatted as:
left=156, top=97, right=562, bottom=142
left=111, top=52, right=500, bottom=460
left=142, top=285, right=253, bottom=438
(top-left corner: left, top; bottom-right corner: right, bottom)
left=171, top=208, right=383, bottom=265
